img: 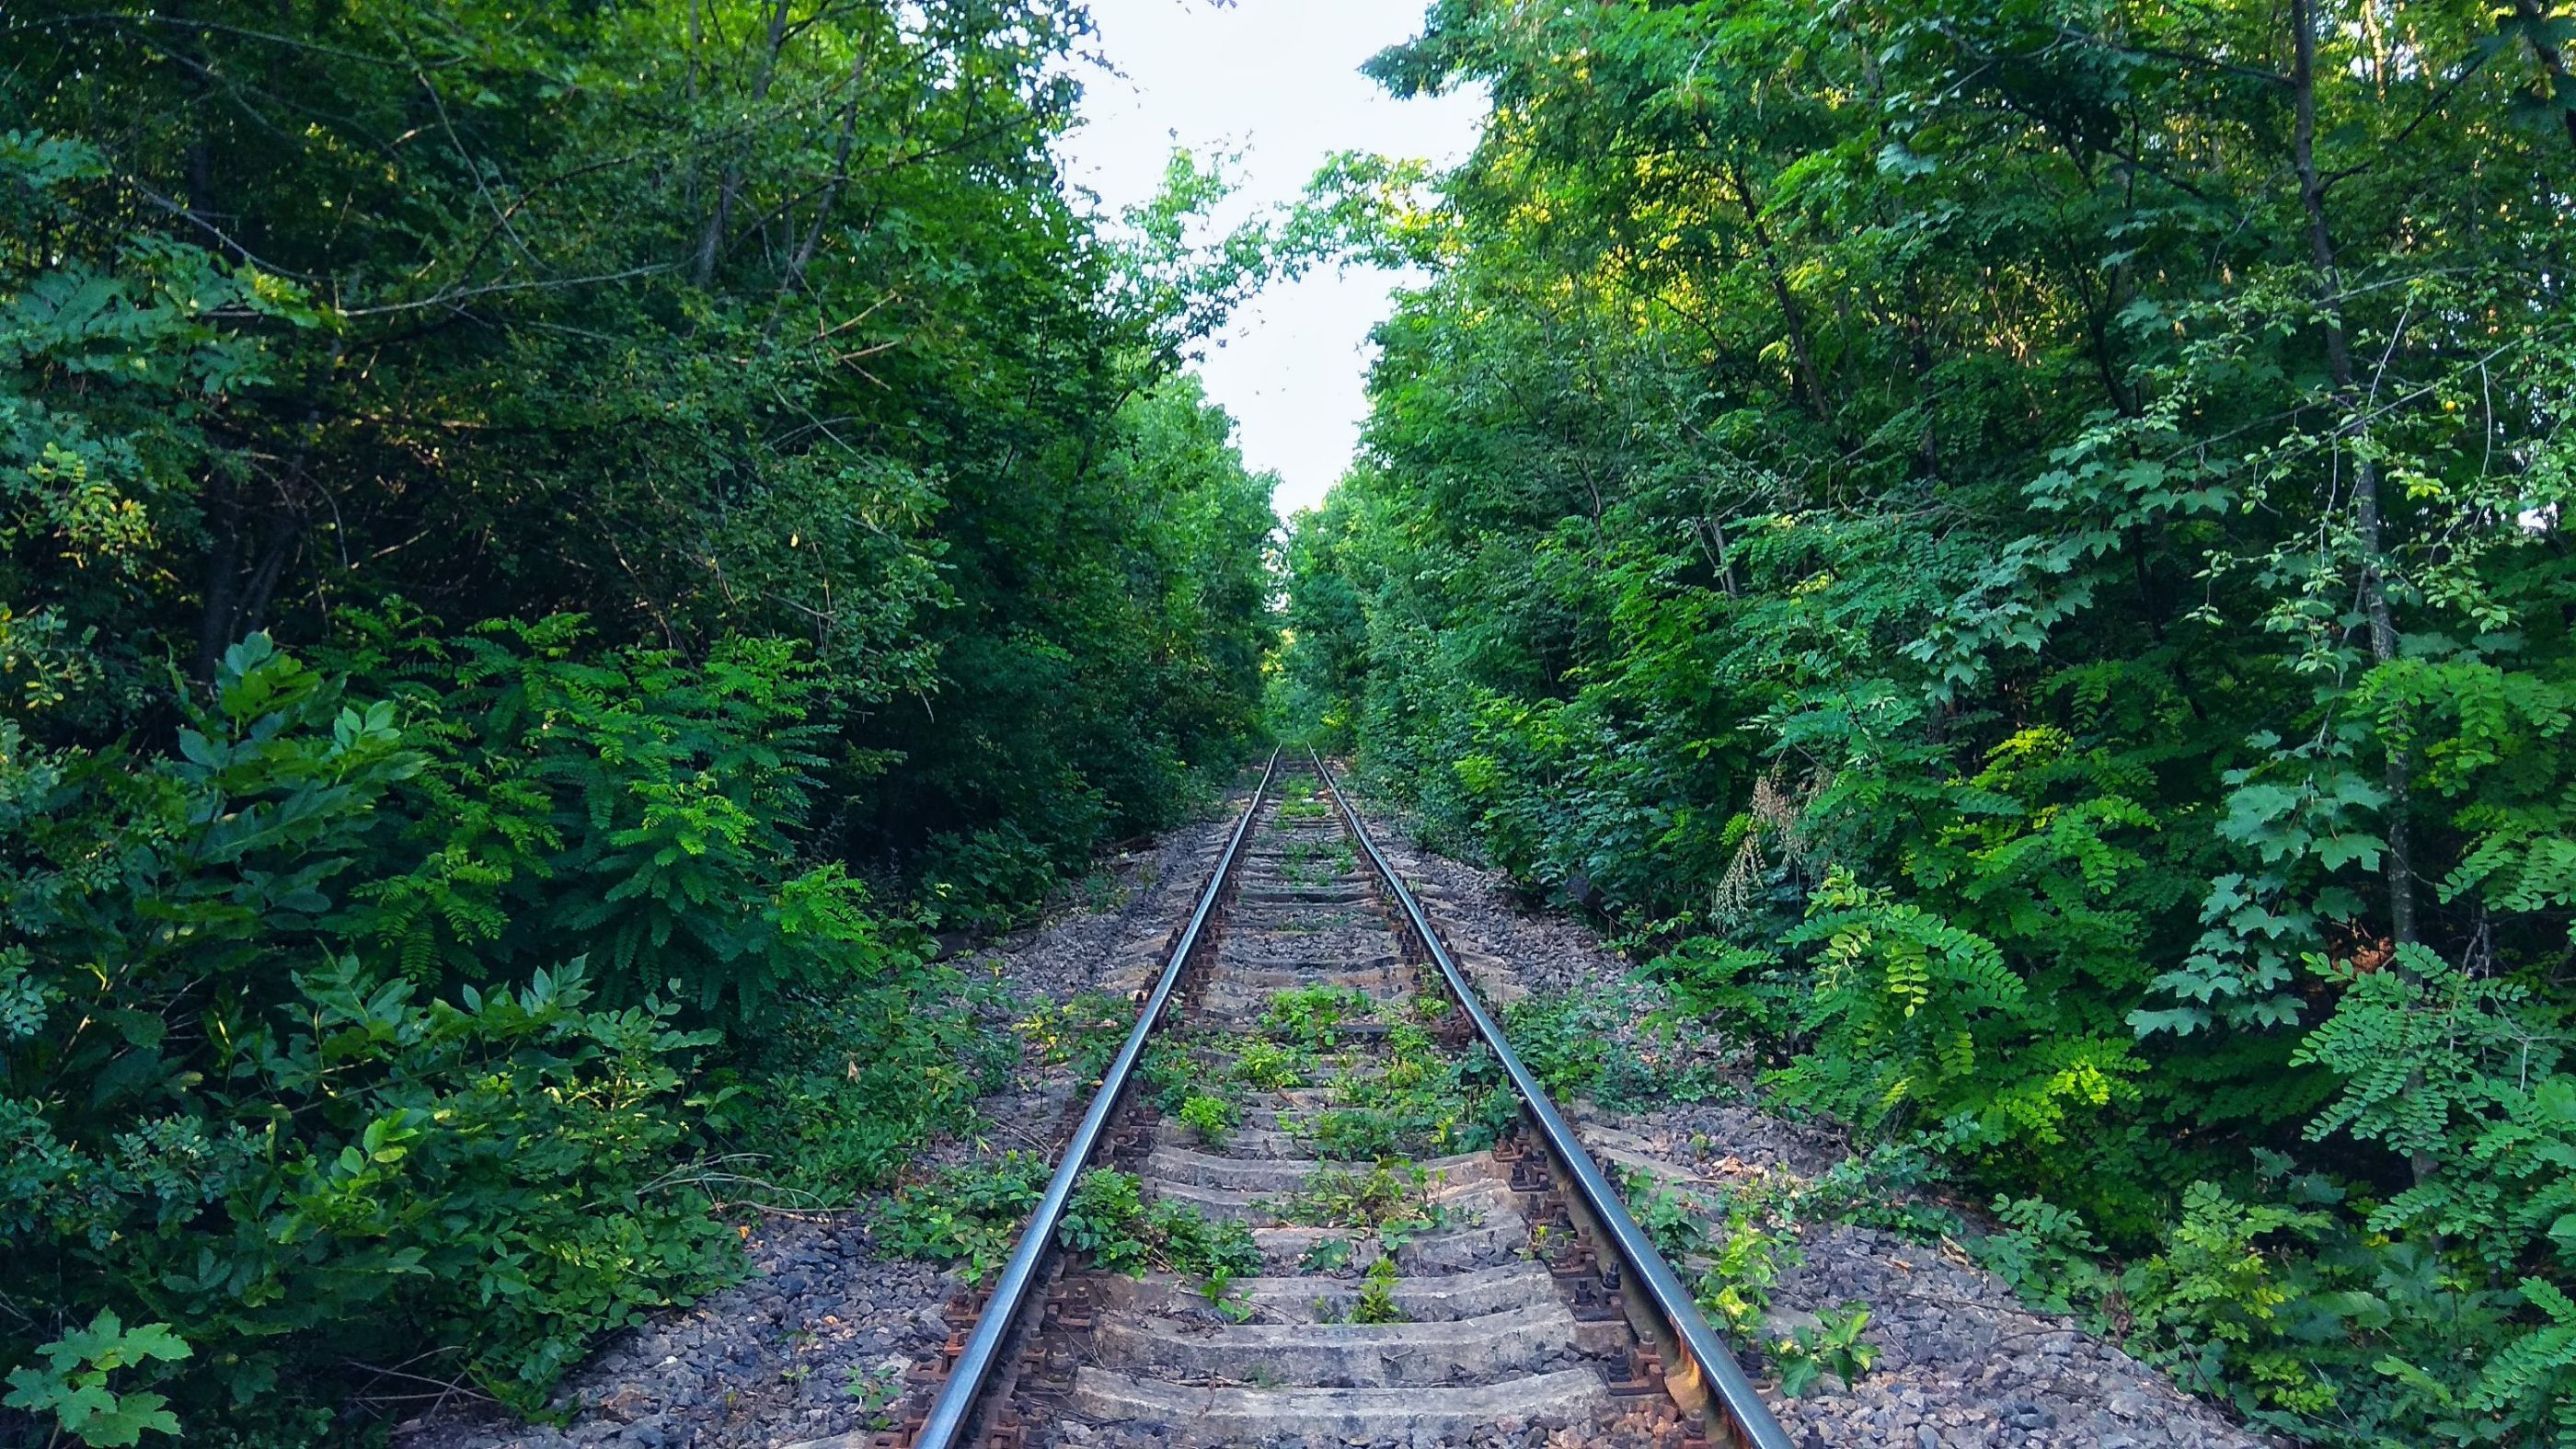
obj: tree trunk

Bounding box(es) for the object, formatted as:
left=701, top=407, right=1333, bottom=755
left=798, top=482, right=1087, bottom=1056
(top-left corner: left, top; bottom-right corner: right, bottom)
left=780, top=46, right=869, bottom=303
left=694, top=0, right=793, bottom=287
left=2293, top=0, right=2433, bottom=1198
left=2291, top=0, right=2416, bottom=954
left=1726, top=162, right=1831, bottom=421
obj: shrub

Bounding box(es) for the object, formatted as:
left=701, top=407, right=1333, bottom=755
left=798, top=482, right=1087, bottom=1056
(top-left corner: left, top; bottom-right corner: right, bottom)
left=871, top=1154, right=1055, bottom=1283
left=0, top=626, right=963, bottom=1433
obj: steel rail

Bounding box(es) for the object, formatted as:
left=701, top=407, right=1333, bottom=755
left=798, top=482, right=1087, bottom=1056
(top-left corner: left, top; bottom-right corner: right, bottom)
left=910, top=748, right=1283, bottom=1449
left=1311, top=751, right=1798, bottom=1449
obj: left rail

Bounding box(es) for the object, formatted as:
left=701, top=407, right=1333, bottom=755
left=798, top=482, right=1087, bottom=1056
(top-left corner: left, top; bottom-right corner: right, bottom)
left=905, top=747, right=1283, bottom=1449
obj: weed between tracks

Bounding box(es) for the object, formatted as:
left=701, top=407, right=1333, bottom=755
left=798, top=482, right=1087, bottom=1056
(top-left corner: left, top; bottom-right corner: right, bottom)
left=1309, top=1257, right=1409, bottom=1325
left=1282, top=1010, right=1516, bottom=1161
left=1264, top=1162, right=1456, bottom=1240
left=1233, top=1039, right=1308, bottom=1089
left=872, top=1159, right=1257, bottom=1290
left=1259, top=983, right=1376, bottom=1048
left=1275, top=834, right=1359, bottom=887
left=1059, top=1169, right=1262, bottom=1281
left=1176, top=1093, right=1237, bottom=1146
left=1272, top=778, right=1333, bottom=822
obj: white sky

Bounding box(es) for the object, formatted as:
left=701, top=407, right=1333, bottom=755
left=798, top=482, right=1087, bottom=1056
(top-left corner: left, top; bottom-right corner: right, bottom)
left=1053, top=0, right=1484, bottom=517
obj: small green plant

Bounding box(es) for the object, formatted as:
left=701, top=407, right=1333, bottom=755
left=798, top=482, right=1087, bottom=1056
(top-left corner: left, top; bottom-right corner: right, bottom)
left=1499, top=989, right=1692, bottom=1109
left=1058, top=1170, right=1262, bottom=1280
left=1260, top=983, right=1375, bottom=1048
left=1076, top=867, right=1134, bottom=913
left=1379, top=1203, right=1453, bottom=1251
left=1277, top=1163, right=1443, bottom=1233
left=1294, top=1107, right=1405, bottom=1161
left=1297, top=1236, right=1355, bottom=1274
left=1297, top=1089, right=1493, bottom=1158
left=1177, top=1092, right=1239, bottom=1147
left=1276, top=788, right=1332, bottom=822
left=3, top=1311, right=191, bottom=1447
left=871, top=1153, right=1054, bottom=1282
left=1972, top=1195, right=2112, bottom=1317
left=1136, top=1032, right=1220, bottom=1112
left=1278, top=837, right=1344, bottom=885
left=845, top=1361, right=906, bottom=1431
left=1057, top=1168, right=1151, bottom=1265
left=1014, top=994, right=1138, bottom=1076
left=1234, top=1039, right=1310, bottom=1089
left=1375, top=1021, right=1440, bottom=1089
left=1774, top=1305, right=1879, bottom=1397
left=1697, top=1207, right=1800, bottom=1339
left=1800, top=1142, right=1966, bottom=1245
left=1624, top=1171, right=1714, bottom=1260
left=1352, top=1257, right=1407, bottom=1324
left=1200, top=1265, right=1259, bottom=1323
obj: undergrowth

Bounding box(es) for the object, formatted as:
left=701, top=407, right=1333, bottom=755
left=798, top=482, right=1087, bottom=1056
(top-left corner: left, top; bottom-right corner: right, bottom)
left=1059, top=1170, right=1262, bottom=1282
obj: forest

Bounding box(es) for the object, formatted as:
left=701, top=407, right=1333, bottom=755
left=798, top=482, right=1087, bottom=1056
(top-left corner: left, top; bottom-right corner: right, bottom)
left=8, top=0, right=2576, bottom=1445
left=0, top=1, right=1277, bottom=1442
left=1284, top=0, right=2576, bottom=1443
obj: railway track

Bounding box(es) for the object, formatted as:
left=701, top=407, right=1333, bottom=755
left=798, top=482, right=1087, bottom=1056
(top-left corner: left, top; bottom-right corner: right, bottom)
left=870, top=753, right=1792, bottom=1449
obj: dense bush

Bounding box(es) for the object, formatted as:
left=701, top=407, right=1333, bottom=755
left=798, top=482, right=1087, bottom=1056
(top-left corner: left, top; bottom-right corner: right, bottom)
left=6, top=631, right=744, bottom=1427
left=1290, top=0, right=2576, bottom=1440
left=1, top=621, right=1043, bottom=1434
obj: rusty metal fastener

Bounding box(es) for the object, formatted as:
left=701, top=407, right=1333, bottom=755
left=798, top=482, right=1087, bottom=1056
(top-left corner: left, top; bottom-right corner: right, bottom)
left=1572, top=1272, right=1627, bottom=1322
left=1606, top=1346, right=1668, bottom=1397
left=1044, top=1283, right=1097, bottom=1331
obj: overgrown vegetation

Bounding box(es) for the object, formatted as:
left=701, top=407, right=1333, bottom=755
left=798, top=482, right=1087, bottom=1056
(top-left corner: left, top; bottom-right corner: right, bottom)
left=1059, top=1169, right=1264, bottom=1282
left=1, top=0, right=1282, bottom=1439
left=1276, top=994, right=1513, bottom=1159
left=1287, top=0, right=2576, bottom=1440
left=870, top=1154, right=1056, bottom=1286
left=1268, top=1162, right=1455, bottom=1243
left=1259, top=983, right=1377, bottom=1048
left=873, top=1161, right=1259, bottom=1290
left=1351, top=1257, right=1407, bottom=1323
